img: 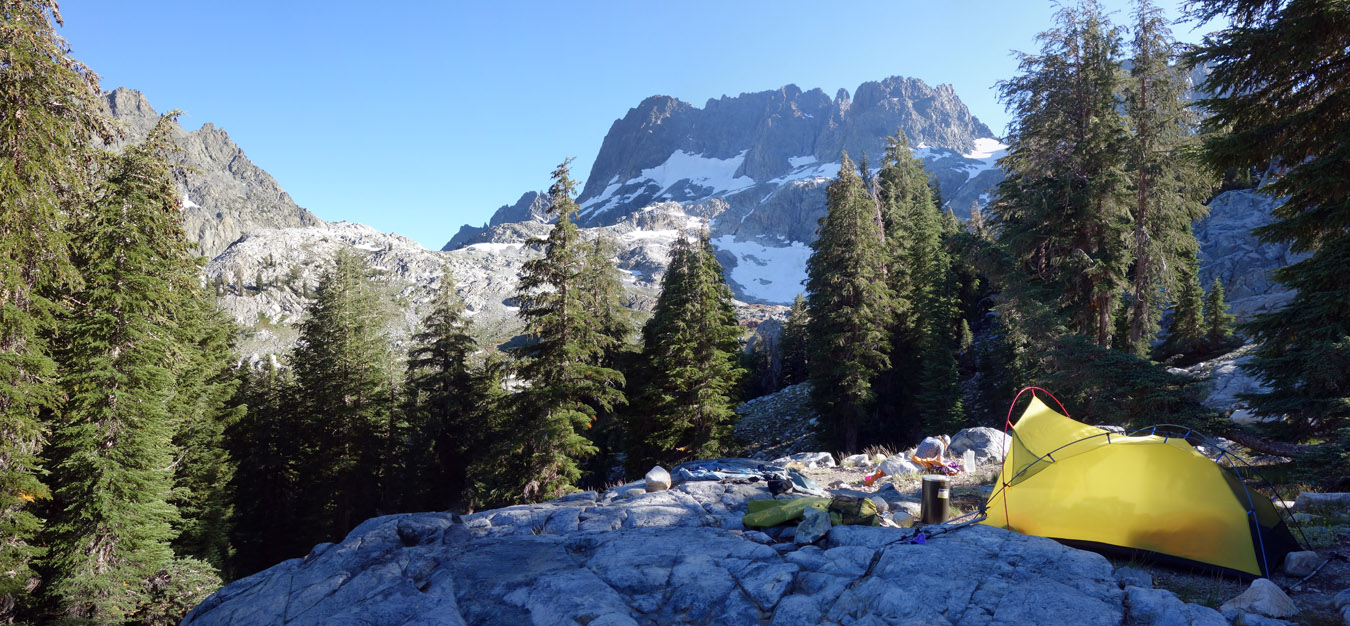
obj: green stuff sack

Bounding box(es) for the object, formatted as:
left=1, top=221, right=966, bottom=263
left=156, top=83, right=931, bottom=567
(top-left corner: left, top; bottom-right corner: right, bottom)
left=742, top=497, right=831, bottom=527
left=742, top=496, right=880, bottom=528
left=828, top=494, right=880, bottom=527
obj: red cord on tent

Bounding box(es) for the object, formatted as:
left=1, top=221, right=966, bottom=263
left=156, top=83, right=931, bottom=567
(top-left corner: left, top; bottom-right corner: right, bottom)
left=999, top=387, right=1070, bottom=531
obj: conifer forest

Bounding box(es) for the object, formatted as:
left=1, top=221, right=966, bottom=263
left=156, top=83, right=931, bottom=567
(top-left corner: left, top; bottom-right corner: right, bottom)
left=2, top=0, right=1347, bottom=623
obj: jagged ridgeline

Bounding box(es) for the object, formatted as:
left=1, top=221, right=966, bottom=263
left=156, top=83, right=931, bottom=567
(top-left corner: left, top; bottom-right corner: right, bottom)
left=447, top=77, right=1009, bottom=305
left=102, top=88, right=323, bottom=258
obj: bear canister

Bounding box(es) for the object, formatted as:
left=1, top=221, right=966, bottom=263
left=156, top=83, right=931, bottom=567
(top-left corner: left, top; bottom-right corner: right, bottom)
left=920, top=474, right=951, bottom=524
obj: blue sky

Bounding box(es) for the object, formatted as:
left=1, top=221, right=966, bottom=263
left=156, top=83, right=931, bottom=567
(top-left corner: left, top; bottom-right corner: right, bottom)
left=58, top=1, right=1217, bottom=250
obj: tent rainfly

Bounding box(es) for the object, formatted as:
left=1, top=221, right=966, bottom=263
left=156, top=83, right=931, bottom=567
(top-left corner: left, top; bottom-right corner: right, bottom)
left=983, top=392, right=1302, bottom=578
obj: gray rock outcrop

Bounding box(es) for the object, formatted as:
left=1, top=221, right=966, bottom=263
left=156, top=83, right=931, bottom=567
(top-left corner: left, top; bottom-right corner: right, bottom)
left=443, top=191, right=549, bottom=250
left=1194, top=188, right=1305, bottom=320
left=102, top=88, right=323, bottom=259
left=183, top=476, right=1223, bottom=626
left=1220, top=578, right=1300, bottom=619
left=949, top=427, right=1012, bottom=465
left=1124, top=586, right=1228, bottom=626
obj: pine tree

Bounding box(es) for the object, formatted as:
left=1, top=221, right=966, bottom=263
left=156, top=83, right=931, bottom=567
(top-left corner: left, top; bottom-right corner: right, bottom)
left=875, top=131, right=966, bottom=440
left=993, top=0, right=1131, bottom=347
left=1203, top=277, right=1235, bottom=353
left=626, top=235, right=745, bottom=470
left=779, top=294, right=810, bottom=387
left=42, top=115, right=197, bottom=622
left=915, top=250, right=968, bottom=436
left=166, top=294, right=242, bottom=577
left=403, top=267, right=479, bottom=511
left=1120, top=0, right=1210, bottom=357
left=0, top=2, right=110, bottom=610
left=579, top=236, right=635, bottom=366
left=289, top=247, right=395, bottom=539
left=1158, top=252, right=1205, bottom=361
left=225, top=363, right=304, bottom=577
left=806, top=153, right=893, bottom=451
left=492, top=159, right=625, bottom=504
left=1188, top=0, right=1350, bottom=435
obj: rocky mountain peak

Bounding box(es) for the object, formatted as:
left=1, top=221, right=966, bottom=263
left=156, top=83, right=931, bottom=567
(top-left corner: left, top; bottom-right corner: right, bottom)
left=446, top=75, right=1007, bottom=304
left=105, top=86, right=156, bottom=127
left=100, top=88, right=323, bottom=259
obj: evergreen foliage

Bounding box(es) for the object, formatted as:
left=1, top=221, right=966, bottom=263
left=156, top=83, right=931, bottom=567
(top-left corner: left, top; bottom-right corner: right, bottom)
left=1042, top=335, right=1221, bottom=430
left=403, top=268, right=480, bottom=511
left=1158, top=252, right=1206, bottom=361
left=226, top=363, right=304, bottom=577
left=1120, top=0, right=1210, bottom=357
left=805, top=153, right=893, bottom=451
left=579, top=236, right=635, bottom=367
left=993, top=0, right=1131, bottom=347
left=40, top=114, right=202, bottom=622
left=874, top=132, right=967, bottom=442
left=288, top=247, right=397, bottom=542
left=165, top=295, right=242, bottom=577
left=1203, top=277, right=1236, bottom=351
left=490, top=160, right=625, bottom=504
left=0, top=1, right=110, bottom=609
left=1189, top=0, right=1350, bottom=435
left=779, top=294, right=810, bottom=387
left=626, top=235, right=745, bottom=471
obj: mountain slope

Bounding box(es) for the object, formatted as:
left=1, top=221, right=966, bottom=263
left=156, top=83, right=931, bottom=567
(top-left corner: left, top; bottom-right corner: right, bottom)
left=103, top=87, right=323, bottom=258
left=446, top=77, right=1006, bottom=304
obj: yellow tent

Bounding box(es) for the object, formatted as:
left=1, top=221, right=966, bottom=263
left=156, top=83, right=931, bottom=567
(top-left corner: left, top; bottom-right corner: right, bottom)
left=983, top=394, right=1301, bottom=578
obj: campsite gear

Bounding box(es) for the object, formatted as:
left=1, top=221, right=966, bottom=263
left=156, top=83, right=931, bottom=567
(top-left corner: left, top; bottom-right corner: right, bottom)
left=984, top=390, right=1303, bottom=578
left=743, top=497, right=831, bottom=528
left=1291, top=552, right=1346, bottom=589
left=863, top=470, right=885, bottom=486
left=673, top=458, right=830, bottom=497
left=743, top=495, right=880, bottom=528
left=921, top=475, right=951, bottom=524
left=912, top=456, right=962, bottom=475
left=828, top=494, right=880, bottom=526
left=962, top=450, right=976, bottom=473
left=898, top=510, right=989, bottom=545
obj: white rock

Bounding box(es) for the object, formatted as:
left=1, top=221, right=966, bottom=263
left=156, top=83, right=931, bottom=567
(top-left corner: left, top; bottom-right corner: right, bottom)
left=841, top=454, right=871, bottom=468
left=1230, top=408, right=1282, bottom=425
left=1219, top=578, right=1298, bottom=619
left=772, top=452, right=835, bottom=468
left=1293, top=492, right=1350, bottom=517
left=644, top=466, right=671, bottom=492
left=948, top=427, right=1011, bottom=464
left=879, top=455, right=921, bottom=478
left=1282, top=551, right=1320, bottom=577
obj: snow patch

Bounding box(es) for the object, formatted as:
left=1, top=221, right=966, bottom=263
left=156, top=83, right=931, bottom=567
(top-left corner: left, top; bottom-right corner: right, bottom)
left=768, top=160, right=841, bottom=185
left=788, top=155, right=818, bottom=168
left=464, top=242, right=526, bottom=253
left=964, top=138, right=1007, bottom=160
left=638, top=150, right=754, bottom=196
left=712, top=235, right=810, bottom=304
left=581, top=151, right=754, bottom=218
left=181, top=194, right=201, bottom=210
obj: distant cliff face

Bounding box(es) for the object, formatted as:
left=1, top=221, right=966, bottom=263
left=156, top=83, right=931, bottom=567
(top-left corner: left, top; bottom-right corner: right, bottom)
left=447, top=77, right=1006, bottom=304
left=578, top=77, right=994, bottom=214
left=102, top=88, right=323, bottom=259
